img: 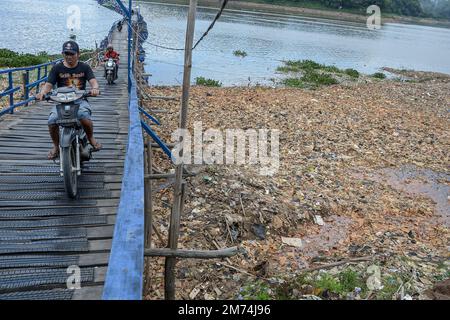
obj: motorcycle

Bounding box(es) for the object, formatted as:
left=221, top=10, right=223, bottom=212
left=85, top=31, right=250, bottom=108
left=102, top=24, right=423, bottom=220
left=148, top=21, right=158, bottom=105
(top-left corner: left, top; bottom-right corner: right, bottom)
left=44, top=87, right=98, bottom=198
left=104, top=58, right=117, bottom=85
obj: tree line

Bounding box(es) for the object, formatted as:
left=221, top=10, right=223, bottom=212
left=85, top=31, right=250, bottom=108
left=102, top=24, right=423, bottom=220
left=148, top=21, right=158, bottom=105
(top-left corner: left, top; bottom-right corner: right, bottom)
left=250, top=0, right=450, bottom=19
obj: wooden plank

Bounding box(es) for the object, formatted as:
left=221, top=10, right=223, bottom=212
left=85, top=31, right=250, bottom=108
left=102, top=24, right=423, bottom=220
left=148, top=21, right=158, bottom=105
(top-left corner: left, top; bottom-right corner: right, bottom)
left=88, top=239, right=113, bottom=251
left=86, top=226, right=115, bottom=238
left=78, top=252, right=110, bottom=266
left=72, top=286, right=104, bottom=300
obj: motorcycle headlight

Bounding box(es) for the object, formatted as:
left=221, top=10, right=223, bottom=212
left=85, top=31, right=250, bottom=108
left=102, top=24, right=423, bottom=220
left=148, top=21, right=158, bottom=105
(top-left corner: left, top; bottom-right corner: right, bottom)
left=107, top=62, right=113, bottom=67
left=56, top=92, right=76, bottom=101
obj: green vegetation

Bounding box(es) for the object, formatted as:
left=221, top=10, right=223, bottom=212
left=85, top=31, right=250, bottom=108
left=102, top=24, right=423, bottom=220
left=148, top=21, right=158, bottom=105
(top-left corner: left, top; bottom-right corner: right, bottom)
left=277, top=59, right=355, bottom=88
left=0, top=49, right=59, bottom=68
left=0, top=48, right=95, bottom=68
left=239, top=281, right=272, bottom=300
left=244, top=0, right=450, bottom=18
left=339, top=269, right=367, bottom=292
left=233, top=50, right=248, bottom=57
left=300, top=70, right=339, bottom=86
left=239, top=268, right=374, bottom=300
left=277, top=59, right=339, bottom=73
left=281, top=77, right=306, bottom=88
left=195, top=76, right=222, bottom=87
left=420, top=0, right=450, bottom=19
left=345, top=68, right=360, bottom=78
left=239, top=264, right=450, bottom=300
left=315, top=273, right=344, bottom=293
left=372, top=72, right=387, bottom=79
left=238, top=266, right=436, bottom=300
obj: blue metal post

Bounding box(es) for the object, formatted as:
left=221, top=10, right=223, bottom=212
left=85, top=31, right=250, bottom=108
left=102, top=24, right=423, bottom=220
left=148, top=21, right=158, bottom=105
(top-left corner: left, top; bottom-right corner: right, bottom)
left=24, top=70, right=30, bottom=107
left=8, top=72, right=13, bottom=113
left=36, top=67, right=41, bottom=94
left=128, top=0, right=132, bottom=92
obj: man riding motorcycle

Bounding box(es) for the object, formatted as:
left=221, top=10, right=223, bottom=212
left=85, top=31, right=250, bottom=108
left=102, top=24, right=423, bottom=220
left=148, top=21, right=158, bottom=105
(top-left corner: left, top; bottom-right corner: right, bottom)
left=36, top=40, right=102, bottom=160
left=103, top=44, right=120, bottom=81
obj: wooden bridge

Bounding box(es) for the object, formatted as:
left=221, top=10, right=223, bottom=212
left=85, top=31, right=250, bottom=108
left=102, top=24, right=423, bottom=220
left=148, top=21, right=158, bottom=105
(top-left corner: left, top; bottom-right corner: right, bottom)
left=0, top=24, right=144, bottom=300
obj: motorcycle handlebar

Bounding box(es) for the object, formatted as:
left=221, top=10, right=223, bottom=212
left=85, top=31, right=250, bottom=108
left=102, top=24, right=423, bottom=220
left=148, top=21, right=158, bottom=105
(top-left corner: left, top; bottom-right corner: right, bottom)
left=42, top=90, right=100, bottom=101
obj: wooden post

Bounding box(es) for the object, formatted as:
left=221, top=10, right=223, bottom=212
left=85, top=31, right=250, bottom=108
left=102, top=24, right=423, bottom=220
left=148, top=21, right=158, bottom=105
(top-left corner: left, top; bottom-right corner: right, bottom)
left=36, top=67, right=41, bottom=95
left=164, top=0, right=197, bottom=301
left=135, top=18, right=140, bottom=77
left=21, top=71, right=29, bottom=108
left=144, top=137, right=153, bottom=248
left=21, top=72, right=26, bottom=99
left=8, top=72, right=14, bottom=112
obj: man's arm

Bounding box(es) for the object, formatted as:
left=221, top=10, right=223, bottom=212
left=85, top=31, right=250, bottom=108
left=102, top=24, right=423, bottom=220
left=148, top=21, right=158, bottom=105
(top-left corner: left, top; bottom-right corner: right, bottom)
left=89, top=78, right=100, bottom=97
left=36, top=64, right=58, bottom=100
left=35, top=82, right=53, bottom=101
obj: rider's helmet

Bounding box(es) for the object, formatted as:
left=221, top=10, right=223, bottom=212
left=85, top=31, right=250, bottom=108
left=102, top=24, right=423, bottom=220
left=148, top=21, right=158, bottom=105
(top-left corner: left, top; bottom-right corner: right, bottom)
left=107, top=44, right=114, bottom=51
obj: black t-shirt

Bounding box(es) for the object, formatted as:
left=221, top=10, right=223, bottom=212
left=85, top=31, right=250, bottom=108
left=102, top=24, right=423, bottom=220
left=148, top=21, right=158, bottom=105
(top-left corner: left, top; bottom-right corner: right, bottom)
left=47, top=61, right=95, bottom=90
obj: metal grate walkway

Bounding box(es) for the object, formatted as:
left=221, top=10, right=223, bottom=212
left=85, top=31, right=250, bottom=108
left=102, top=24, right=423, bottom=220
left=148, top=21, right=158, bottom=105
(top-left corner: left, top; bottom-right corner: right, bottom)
left=0, top=29, right=129, bottom=300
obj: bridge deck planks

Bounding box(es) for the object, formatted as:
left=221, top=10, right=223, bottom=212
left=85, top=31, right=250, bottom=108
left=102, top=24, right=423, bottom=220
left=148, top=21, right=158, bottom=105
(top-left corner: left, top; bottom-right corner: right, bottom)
left=0, top=29, right=129, bottom=300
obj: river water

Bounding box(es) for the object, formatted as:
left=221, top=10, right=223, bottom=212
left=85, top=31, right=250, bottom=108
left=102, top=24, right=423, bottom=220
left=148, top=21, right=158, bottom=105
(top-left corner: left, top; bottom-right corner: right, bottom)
left=1, top=0, right=450, bottom=86
left=0, top=0, right=120, bottom=54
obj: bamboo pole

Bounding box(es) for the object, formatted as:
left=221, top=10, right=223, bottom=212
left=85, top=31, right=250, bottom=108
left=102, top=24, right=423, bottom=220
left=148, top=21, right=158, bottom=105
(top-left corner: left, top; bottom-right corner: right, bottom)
left=144, top=172, right=196, bottom=180
left=144, top=137, right=153, bottom=248
left=164, top=0, right=197, bottom=301
left=145, top=247, right=239, bottom=259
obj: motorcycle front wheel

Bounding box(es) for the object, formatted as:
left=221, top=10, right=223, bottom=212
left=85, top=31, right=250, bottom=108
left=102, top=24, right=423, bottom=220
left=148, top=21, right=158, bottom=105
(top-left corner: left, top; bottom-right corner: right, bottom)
left=107, top=73, right=113, bottom=85
left=62, top=144, right=78, bottom=198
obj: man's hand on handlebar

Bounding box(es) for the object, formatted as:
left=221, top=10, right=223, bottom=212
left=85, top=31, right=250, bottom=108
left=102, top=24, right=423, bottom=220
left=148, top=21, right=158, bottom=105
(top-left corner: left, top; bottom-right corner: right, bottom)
left=90, top=88, right=100, bottom=97
left=35, top=91, right=51, bottom=101
left=35, top=92, right=45, bottom=101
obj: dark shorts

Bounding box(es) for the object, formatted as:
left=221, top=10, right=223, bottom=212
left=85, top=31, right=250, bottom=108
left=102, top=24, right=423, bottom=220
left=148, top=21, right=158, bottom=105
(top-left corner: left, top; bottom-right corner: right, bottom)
left=48, top=100, right=92, bottom=125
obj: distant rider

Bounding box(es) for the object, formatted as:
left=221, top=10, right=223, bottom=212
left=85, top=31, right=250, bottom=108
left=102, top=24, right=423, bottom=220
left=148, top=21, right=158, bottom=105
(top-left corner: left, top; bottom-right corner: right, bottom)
left=103, top=44, right=120, bottom=80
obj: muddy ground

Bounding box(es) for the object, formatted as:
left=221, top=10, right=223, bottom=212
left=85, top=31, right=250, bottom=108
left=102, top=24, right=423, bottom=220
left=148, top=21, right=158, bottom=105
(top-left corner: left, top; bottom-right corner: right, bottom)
left=141, top=71, right=449, bottom=300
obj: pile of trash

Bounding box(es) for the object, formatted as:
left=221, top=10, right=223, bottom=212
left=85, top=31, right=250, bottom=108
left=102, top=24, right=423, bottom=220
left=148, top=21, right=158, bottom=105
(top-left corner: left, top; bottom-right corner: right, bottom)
left=142, top=70, right=449, bottom=300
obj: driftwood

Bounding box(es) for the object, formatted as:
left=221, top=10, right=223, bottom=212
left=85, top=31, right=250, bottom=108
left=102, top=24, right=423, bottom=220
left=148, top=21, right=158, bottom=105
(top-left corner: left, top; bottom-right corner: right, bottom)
left=145, top=246, right=238, bottom=259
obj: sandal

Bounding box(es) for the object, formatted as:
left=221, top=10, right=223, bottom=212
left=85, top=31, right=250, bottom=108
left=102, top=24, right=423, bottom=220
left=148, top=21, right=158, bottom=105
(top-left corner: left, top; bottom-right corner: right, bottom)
left=47, top=148, right=59, bottom=160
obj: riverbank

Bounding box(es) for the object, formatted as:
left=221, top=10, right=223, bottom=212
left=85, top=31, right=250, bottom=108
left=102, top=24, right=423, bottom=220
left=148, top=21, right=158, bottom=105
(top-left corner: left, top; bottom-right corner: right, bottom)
left=142, top=70, right=449, bottom=300
left=139, top=0, right=450, bottom=29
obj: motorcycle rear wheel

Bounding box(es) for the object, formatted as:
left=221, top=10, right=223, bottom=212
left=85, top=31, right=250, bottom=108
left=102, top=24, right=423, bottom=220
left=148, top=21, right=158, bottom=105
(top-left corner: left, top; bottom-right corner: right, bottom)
left=62, top=144, right=78, bottom=198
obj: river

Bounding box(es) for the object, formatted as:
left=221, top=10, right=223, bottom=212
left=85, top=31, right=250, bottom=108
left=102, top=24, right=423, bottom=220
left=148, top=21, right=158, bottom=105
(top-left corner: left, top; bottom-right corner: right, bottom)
left=1, top=0, right=450, bottom=86
left=0, top=0, right=120, bottom=54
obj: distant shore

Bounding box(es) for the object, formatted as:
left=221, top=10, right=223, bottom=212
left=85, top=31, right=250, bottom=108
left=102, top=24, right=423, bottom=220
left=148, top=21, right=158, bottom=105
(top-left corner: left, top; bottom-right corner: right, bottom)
left=137, top=0, right=450, bottom=29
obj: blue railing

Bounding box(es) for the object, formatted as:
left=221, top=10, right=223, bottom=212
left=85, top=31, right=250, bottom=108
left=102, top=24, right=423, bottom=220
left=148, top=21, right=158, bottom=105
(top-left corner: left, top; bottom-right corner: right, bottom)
left=102, top=0, right=146, bottom=300
left=0, top=59, right=63, bottom=117
left=102, top=71, right=145, bottom=300
left=139, top=106, right=173, bottom=159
